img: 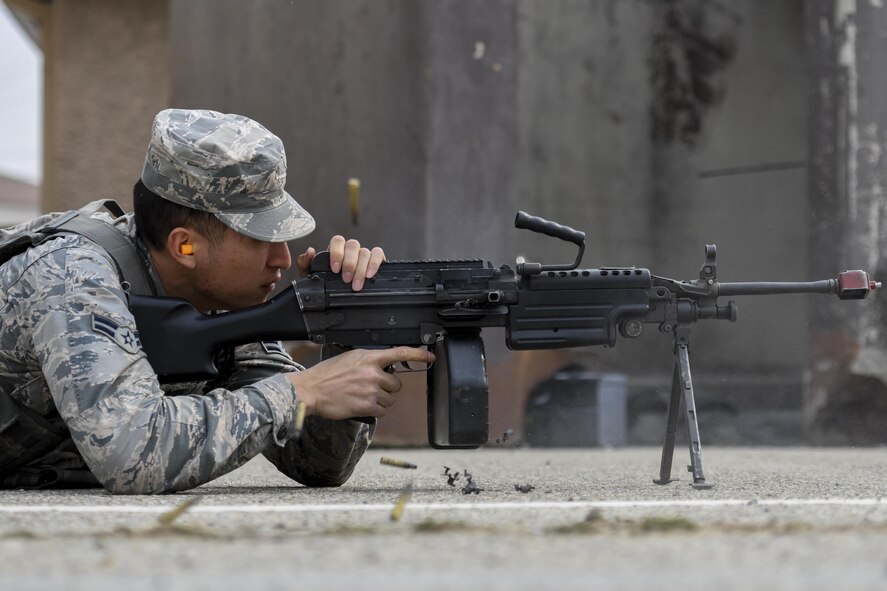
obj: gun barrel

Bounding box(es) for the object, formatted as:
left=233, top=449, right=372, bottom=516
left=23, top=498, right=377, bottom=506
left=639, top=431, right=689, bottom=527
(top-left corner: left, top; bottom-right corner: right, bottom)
left=718, top=280, right=836, bottom=297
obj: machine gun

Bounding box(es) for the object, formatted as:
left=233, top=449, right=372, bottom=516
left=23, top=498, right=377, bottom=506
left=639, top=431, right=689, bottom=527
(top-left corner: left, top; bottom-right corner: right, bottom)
left=130, top=212, right=879, bottom=489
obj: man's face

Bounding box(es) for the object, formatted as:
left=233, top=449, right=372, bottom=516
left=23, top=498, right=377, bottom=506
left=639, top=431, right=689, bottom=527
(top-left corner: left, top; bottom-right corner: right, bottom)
left=192, top=226, right=293, bottom=311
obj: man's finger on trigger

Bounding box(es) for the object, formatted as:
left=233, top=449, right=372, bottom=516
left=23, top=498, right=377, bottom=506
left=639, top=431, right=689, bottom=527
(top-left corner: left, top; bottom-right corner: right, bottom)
left=375, top=346, right=435, bottom=367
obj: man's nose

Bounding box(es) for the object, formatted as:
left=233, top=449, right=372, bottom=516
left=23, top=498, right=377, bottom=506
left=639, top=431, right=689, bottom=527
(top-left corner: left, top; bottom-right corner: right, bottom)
left=269, top=241, right=292, bottom=270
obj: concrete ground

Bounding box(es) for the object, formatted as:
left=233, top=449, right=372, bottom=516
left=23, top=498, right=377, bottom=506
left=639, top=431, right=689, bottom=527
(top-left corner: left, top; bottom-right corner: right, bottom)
left=1, top=447, right=887, bottom=591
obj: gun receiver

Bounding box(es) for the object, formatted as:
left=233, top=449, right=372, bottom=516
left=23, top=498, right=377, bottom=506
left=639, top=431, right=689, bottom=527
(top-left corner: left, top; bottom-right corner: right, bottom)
left=131, top=212, right=879, bottom=488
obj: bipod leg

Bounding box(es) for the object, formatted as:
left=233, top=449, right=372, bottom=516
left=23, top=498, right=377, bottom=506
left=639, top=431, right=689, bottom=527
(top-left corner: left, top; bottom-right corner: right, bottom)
left=653, top=351, right=683, bottom=485
left=676, top=343, right=714, bottom=490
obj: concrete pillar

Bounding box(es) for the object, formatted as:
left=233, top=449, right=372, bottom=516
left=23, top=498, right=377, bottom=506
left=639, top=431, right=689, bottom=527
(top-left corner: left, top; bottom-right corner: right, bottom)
left=806, top=0, right=887, bottom=443
left=165, top=0, right=841, bottom=446
left=43, top=0, right=170, bottom=212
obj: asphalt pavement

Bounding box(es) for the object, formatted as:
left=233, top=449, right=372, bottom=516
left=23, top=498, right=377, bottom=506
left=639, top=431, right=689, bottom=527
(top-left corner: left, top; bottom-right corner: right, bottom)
left=1, top=446, right=886, bottom=591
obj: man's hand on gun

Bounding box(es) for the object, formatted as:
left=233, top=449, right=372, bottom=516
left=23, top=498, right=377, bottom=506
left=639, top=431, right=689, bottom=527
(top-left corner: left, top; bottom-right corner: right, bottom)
left=288, top=346, right=436, bottom=420
left=295, top=235, right=385, bottom=291
left=291, top=236, right=430, bottom=419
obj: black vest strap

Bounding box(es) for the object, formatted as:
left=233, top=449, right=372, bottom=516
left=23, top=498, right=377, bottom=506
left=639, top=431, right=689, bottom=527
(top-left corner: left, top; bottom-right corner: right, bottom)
left=46, top=200, right=154, bottom=296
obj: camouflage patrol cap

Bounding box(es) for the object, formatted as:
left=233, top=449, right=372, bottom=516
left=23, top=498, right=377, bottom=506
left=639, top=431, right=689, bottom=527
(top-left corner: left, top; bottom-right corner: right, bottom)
left=140, top=108, right=315, bottom=242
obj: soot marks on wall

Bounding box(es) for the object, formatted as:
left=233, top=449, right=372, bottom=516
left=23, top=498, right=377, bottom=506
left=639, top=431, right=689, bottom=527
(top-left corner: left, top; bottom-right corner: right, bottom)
left=649, top=0, right=740, bottom=147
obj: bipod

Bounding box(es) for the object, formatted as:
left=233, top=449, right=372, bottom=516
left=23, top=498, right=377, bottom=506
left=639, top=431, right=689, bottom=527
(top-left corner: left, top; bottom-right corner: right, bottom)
left=653, top=316, right=714, bottom=490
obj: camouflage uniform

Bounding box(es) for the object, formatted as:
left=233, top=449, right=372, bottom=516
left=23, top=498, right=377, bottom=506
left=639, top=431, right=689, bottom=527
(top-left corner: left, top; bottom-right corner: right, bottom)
left=0, top=109, right=372, bottom=493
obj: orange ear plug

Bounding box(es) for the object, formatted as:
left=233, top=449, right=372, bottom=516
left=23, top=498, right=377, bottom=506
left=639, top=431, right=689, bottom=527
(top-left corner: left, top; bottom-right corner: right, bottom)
left=179, top=244, right=193, bottom=255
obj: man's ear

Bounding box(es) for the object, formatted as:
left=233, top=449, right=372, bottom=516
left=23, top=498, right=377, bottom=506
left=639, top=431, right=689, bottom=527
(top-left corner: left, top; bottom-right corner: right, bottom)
left=167, top=227, right=198, bottom=269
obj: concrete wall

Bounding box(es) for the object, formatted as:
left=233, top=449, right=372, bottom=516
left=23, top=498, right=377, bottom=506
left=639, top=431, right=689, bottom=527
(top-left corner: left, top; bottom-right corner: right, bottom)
left=514, top=0, right=811, bottom=445
left=170, top=0, right=524, bottom=443
left=8, top=0, right=882, bottom=446
left=169, top=0, right=520, bottom=265
left=170, top=1, right=427, bottom=259
left=168, top=0, right=818, bottom=445
left=43, top=0, right=170, bottom=212
left=648, top=0, right=810, bottom=373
